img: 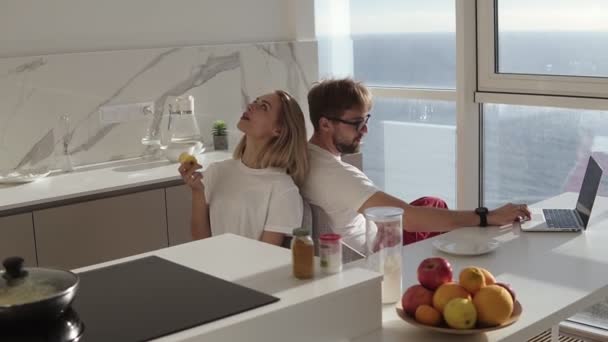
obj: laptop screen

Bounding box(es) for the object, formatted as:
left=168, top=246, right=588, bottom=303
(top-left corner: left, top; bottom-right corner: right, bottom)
left=576, top=156, right=603, bottom=227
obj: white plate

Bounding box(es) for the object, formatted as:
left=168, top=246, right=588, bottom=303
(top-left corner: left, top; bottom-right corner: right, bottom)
left=0, top=169, right=52, bottom=184
left=432, top=237, right=500, bottom=256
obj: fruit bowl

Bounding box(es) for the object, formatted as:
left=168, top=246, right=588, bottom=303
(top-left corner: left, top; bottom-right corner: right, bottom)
left=395, top=300, right=522, bottom=335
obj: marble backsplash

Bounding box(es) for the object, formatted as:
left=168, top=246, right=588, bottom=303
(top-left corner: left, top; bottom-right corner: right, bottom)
left=0, top=41, right=318, bottom=171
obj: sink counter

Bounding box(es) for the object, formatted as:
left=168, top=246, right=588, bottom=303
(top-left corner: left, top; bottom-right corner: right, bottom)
left=0, top=151, right=232, bottom=217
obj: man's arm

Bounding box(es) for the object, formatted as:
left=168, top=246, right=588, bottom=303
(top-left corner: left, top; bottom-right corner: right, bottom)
left=359, top=191, right=530, bottom=231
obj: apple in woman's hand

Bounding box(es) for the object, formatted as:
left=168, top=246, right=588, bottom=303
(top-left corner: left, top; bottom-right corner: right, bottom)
left=417, top=257, right=453, bottom=290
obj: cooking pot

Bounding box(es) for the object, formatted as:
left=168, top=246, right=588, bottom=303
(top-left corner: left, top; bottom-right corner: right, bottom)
left=0, top=257, right=79, bottom=323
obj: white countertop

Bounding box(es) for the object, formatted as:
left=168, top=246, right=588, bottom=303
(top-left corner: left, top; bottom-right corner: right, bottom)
left=74, top=233, right=383, bottom=342
left=352, top=192, right=608, bottom=342
left=0, top=151, right=232, bottom=215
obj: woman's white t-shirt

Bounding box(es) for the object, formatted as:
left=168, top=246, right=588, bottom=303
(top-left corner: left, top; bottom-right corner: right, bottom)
left=203, top=159, right=303, bottom=240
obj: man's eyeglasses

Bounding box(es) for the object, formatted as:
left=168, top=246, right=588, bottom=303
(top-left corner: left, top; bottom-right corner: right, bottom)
left=325, top=114, right=371, bottom=131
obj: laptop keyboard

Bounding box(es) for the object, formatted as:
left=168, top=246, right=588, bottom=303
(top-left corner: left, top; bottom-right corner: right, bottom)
left=543, top=209, right=580, bottom=228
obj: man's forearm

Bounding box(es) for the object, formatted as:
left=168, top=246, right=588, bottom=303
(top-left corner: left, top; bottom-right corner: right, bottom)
left=404, top=205, right=479, bottom=232
left=191, top=190, right=211, bottom=240
left=360, top=191, right=479, bottom=233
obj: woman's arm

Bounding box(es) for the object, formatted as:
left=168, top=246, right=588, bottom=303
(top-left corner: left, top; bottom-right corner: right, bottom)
left=179, top=162, right=211, bottom=240
left=260, top=231, right=285, bottom=246
left=191, top=189, right=211, bottom=240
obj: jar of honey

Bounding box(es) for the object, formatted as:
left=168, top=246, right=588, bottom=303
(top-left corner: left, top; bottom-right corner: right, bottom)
left=291, top=228, right=314, bottom=279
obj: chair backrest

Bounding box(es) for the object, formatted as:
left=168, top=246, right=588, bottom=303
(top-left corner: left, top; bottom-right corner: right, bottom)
left=308, top=203, right=364, bottom=263
left=281, top=199, right=314, bottom=249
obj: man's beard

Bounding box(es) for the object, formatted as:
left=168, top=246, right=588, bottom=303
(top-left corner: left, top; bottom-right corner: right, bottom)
left=334, top=136, right=361, bottom=154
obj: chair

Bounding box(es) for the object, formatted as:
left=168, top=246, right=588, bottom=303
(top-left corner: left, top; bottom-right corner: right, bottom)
left=308, top=203, right=365, bottom=263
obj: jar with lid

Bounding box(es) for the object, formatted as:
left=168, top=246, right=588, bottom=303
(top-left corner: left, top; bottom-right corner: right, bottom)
left=319, top=233, right=342, bottom=274
left=291, top=228, right=314, bottom=279
left=364, top=206, right=404, bottom=304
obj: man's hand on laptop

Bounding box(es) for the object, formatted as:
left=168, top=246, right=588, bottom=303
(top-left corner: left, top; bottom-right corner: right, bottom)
left=488, top=203, right=531, bottom=226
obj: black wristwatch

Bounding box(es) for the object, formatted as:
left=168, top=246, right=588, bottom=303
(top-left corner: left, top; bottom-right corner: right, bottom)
left=475, top=207, right=489, bottom=227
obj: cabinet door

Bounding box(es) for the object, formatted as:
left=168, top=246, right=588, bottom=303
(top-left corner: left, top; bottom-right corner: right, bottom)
left=34, top=189, right=168, bottom=269
left=0, top=213, right=37, bottom=266
left=165, top=185, right=194, bottom=246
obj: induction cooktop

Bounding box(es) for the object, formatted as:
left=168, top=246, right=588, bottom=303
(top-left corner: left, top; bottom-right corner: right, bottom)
left=69, top=255, right=279, bottom=342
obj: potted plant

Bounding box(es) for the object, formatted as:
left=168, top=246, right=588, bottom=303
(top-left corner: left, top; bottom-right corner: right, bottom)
left=212, top=120, right=228, bottom=150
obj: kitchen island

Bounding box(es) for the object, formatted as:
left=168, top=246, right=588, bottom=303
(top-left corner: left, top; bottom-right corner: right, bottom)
left=73, top=233, right=383, bottom=342
left=351, top=193, right=608, bottom=342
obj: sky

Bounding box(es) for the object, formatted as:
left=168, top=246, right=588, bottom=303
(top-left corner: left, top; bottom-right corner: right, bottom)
left=348, top=0, right=608, bottom=34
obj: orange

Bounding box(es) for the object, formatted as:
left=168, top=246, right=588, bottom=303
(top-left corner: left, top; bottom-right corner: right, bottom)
left=432, top=282, right=471, bottom=313
left=473, top=285, right=514, bottom=326
left=479, top=268, right=496, bottom=285
left=459, top=267, right=486, bottom=294
left=415, top=304, right=442, bottom=326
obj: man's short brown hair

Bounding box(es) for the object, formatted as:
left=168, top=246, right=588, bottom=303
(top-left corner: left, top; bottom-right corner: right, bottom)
left=307, top=78, right=373, bottom=131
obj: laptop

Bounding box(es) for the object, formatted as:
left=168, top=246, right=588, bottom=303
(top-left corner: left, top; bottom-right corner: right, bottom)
left=521, top=156, right=603, bottom=232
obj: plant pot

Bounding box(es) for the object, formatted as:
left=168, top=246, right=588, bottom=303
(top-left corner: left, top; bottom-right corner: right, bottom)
left=213, top=135, right=228, bottom=150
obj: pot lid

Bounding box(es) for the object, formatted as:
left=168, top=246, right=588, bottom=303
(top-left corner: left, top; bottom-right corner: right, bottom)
left=0, top=257, right=79, bottom=307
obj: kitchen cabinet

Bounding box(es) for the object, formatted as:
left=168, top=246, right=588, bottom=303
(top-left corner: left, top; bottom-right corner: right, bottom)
left=165, top=184, right=194, bottom=246
left=0, top=213, right=37, bottom=266
left=33, top=189, right=168, bottom=269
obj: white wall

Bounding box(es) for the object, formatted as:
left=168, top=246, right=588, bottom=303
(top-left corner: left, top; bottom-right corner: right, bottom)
left=0, top=0, right=315, bottom=58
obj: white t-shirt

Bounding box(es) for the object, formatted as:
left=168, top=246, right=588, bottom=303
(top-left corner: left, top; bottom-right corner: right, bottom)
left=301, top=144, right=378, bottom=252
left=203, top=159, right=303, bottom=240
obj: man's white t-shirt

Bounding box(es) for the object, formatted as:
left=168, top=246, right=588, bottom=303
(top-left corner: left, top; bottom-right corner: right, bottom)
left=301, top=144, right=378, bottom=252
left=203, top=159, right=303, bottom=240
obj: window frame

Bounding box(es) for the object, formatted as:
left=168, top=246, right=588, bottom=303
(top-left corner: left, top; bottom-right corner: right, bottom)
left=475, top=0, right=608, bottom=335
left=315, top=0, right=608, bottom=334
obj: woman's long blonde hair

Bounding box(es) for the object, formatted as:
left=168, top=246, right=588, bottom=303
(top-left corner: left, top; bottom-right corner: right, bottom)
left=233, top=90, right=309, bottom=186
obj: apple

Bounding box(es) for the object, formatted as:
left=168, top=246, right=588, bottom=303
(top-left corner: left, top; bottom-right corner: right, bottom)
left=402, top=284, right=434, bottom=316
left=417, top=257, right=453, bottom=290
left=495, top=282, right=516, bottom=302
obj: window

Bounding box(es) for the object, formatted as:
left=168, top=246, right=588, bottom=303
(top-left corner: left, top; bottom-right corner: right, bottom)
left=363, top=99, right=456, bottom=208
left=482, top=103, right=608, bottom=329
left=477, top=0, right=608, bottom=97
left=350, top=0, right=456, bottom=88
left=497, top=0, right=608, bottom=78
left=331, top=0, right=459, bottom=209
left=482, top=104, right=608, bottom=208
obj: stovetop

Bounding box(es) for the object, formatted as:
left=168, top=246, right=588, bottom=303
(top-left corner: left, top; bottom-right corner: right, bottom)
left=2, top=256, right=279, bottom=342
left=0, top=308, right=84, bottom=342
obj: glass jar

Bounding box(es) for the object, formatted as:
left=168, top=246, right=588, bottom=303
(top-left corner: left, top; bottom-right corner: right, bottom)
left=319, top=233, right=342, bottom=274
left=162, top=96, right=203, bottom=161
left=291, top=228, right=314, bottom=279
left=364, top=206, right=404, bottom=304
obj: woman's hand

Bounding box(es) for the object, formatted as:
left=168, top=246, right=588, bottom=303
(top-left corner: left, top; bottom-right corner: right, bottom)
left=178, top=162, right=204, bottom=192
left=488, top=203, right=531, bottom=226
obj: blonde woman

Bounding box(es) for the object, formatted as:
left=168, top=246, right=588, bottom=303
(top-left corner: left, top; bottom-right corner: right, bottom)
left=178, top=91, right=309, bottom=246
